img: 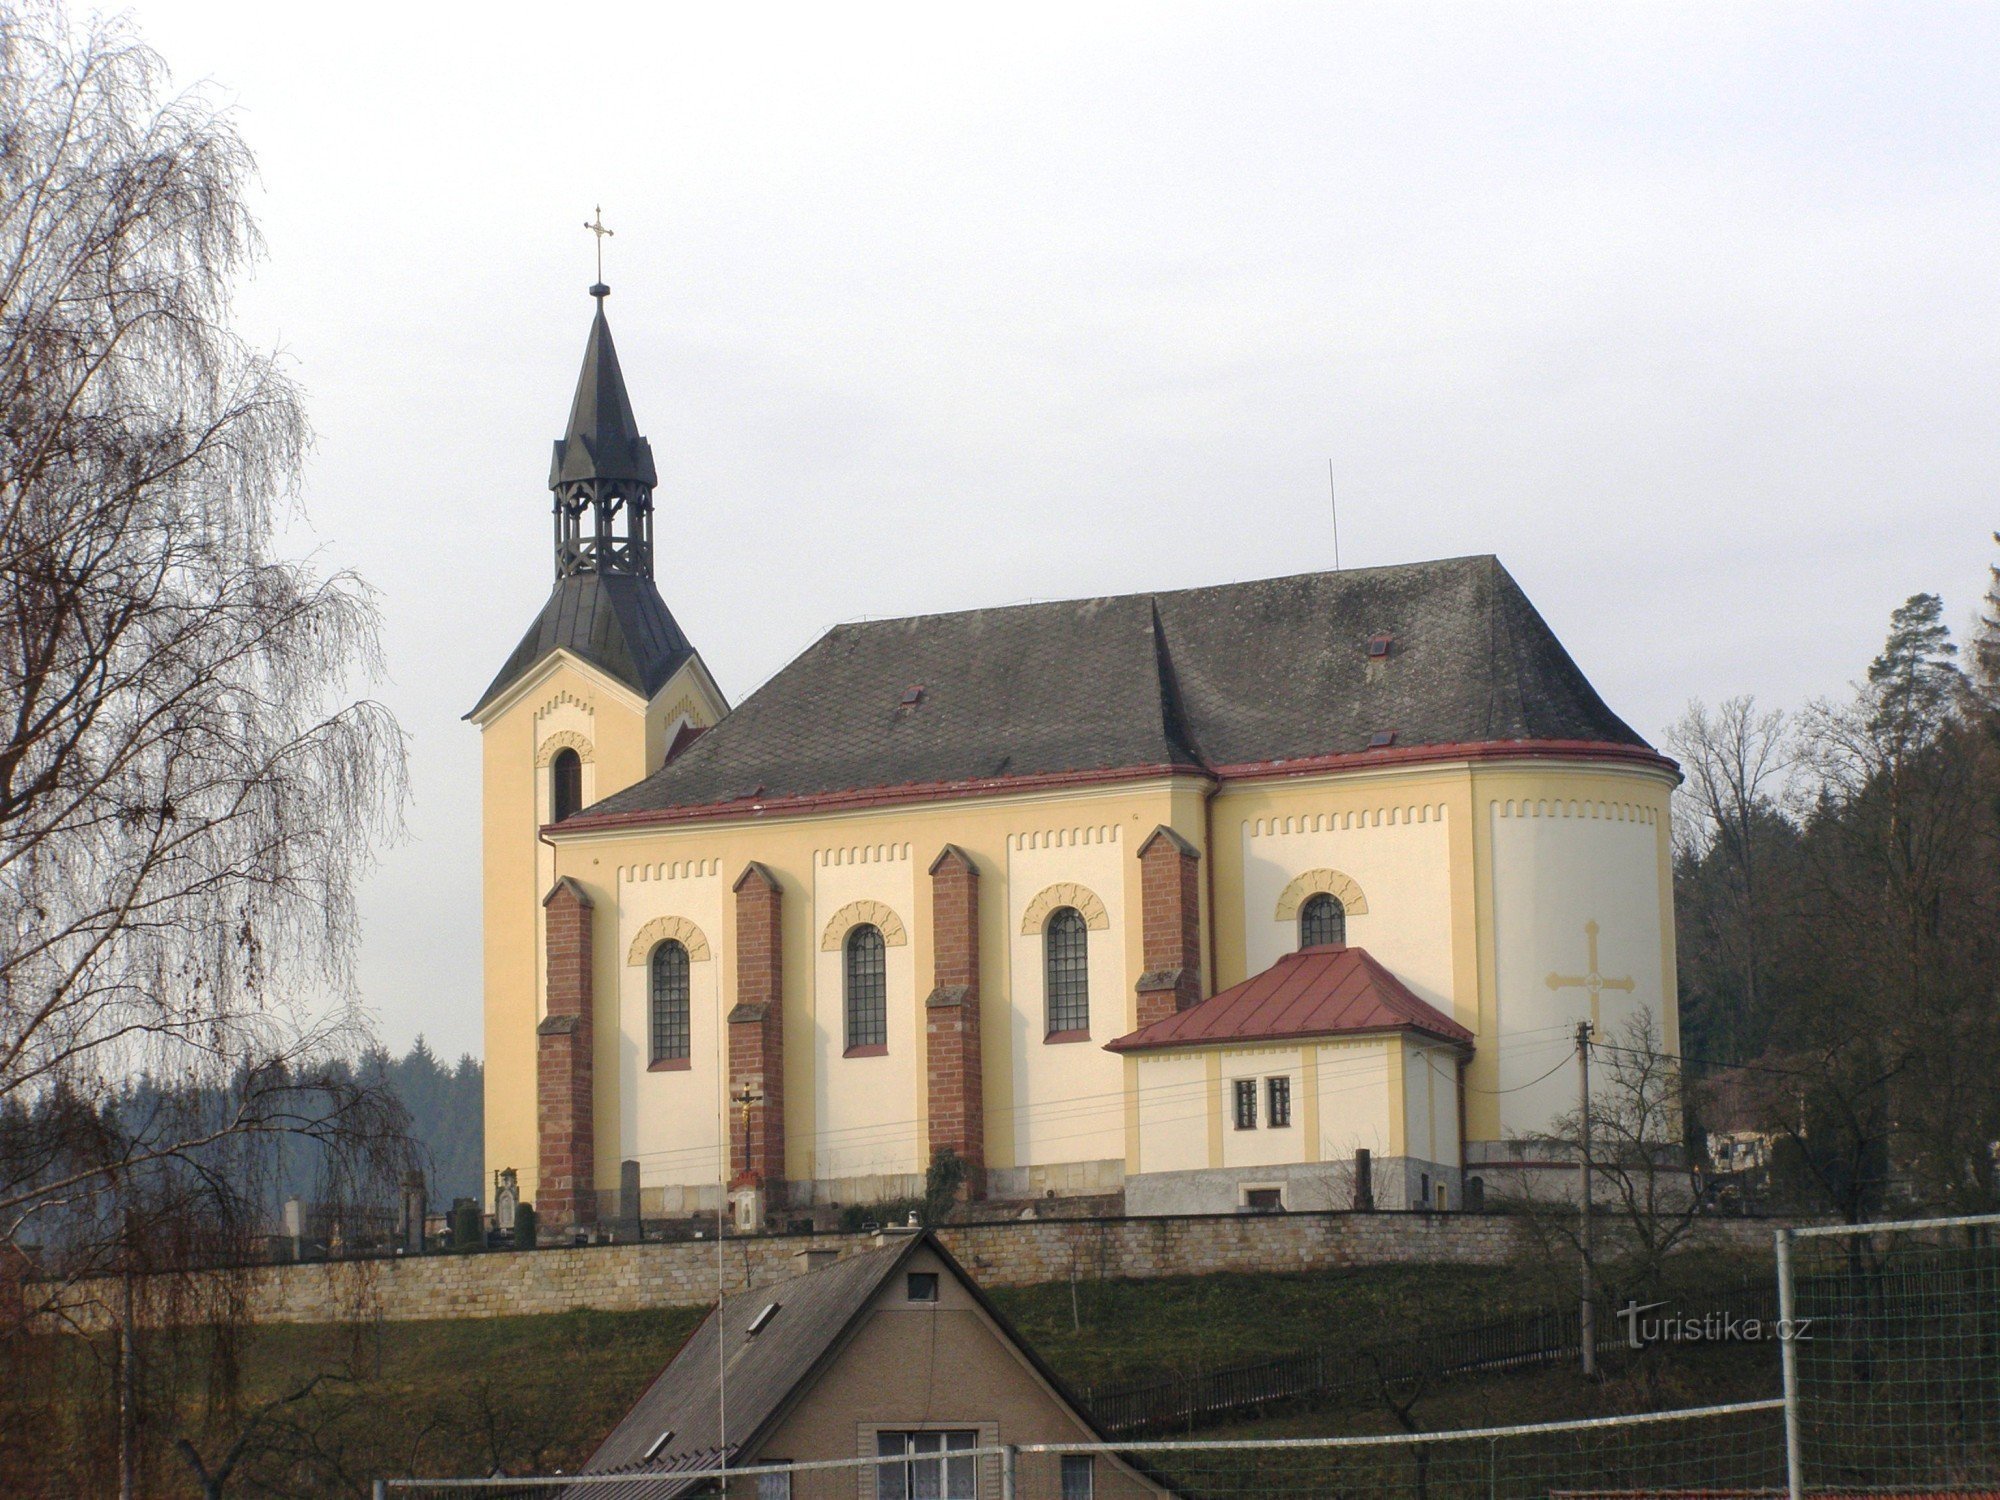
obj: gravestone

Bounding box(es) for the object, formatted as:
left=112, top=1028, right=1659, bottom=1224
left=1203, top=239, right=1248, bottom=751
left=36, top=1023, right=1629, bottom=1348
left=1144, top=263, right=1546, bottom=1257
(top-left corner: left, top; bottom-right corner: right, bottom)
left=493, top=1167, right=519, bottom=1234
left=620, top=1159, right=641, bottom=1238
left=401, top=1170, right=427, bottom=1254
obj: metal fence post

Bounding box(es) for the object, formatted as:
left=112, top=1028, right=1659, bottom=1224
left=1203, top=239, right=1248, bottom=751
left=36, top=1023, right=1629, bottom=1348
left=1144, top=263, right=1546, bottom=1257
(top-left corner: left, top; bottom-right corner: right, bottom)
left=371, top=1481, right=387, bottom=1500
left=1776, top=1227, right=1803, bottom=1500
left=1001, top=1443, right=1018, bottom=1500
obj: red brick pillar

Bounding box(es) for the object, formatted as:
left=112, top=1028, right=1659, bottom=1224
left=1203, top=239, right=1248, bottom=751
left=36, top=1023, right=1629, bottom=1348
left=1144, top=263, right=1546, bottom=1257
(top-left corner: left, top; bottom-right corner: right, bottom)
left=728, top=862, right=786, bottom=1196
left=1136, top=825, right=1204, bottom=1029
left=538, top=876, right=596, bottom=1226
left=924, top=844, right=984, bottom=1199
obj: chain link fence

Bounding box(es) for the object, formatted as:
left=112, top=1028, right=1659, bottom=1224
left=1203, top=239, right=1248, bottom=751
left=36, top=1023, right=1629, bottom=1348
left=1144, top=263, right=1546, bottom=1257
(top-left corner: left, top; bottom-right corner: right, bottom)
left=377, top=1213, right=2000, bottom=1500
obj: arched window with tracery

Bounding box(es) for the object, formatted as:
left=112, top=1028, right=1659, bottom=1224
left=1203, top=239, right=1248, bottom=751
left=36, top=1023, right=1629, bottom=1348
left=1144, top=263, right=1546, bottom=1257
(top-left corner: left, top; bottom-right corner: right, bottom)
left=650, top=939, right=690, bottom=1065
left=1299, top=892, right=1346, bottom=949
left=550, top=747, right=583, bottom=823
left=844, top=923, right=887, bottom=1052
left=1045, top=907, right=1090, bottom=1036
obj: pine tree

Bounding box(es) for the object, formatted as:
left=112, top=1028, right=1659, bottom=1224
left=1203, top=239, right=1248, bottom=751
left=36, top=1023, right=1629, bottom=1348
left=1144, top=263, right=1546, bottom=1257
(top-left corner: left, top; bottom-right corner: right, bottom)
left=1973, top=533, right=2000, bottom=699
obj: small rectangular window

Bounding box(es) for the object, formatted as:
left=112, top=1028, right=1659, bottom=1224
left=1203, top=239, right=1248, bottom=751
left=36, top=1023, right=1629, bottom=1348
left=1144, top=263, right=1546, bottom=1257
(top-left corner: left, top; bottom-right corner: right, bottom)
left=1266, top=1076, right=1292, bottom=1129
left=757, top=1468, right=792, bottom=1500
left=1232, top=1078, right=1257, bottom=1130
left=906, top=1272, right=939, bottom=1303
left=1244, top=1187, right=1285, bottom=1213
left=1061, top=1454, right=1095, bottom=1500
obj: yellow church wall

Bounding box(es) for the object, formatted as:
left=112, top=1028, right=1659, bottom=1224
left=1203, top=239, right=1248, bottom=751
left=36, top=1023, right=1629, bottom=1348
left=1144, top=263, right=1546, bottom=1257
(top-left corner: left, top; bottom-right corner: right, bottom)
left=1004, top=824, right=1129, bottom=1176
left=1319, top=1038, right=1394, bottom=1164
left=1208, top=766, right=1480, bottom=1028
left=540, top=774, right=1210, bottom=1204
left=474, top=647, right=728, bottom=1211
left=493, top=735, right=1673, bottom=1209
left=1471, top=762, right=1677, bottom=1146
left=1219, top=1046, right=1304, bottom=1171
left=1209, top=758, right=1674, bottom=1151
left=1401, top=1039, right=1462, bottom=1177
left=1235, top=798, right=1456, bottom=1012
left=811, top=843, right=921, bottom=1187
left=614, top=858, right=728, bottom=1210
left=1130, top=1052, right=1208, bottom=1176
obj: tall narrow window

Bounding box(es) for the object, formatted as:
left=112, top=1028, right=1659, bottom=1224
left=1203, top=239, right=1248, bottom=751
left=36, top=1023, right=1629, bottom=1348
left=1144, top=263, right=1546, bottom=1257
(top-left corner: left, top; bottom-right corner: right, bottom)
left=1061, top=1455, right=1096, bottom=1500
left=1044, top=906, right=1090, bottom=1036
left=1299, top=892, right=1345, bottom=948
left=1266, top=1075, right=1292, bottom=1128
left=1233, top=1078, right=1258, bottom=1130
left=844, top=924, right=887, bottom=1052
left=650, top=940, right=690, bottom=1066
left=550, top=747, right=583, bottom=823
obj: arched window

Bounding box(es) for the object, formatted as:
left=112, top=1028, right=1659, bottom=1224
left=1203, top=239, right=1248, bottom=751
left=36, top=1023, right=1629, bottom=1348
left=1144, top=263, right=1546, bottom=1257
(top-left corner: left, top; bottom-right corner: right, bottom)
left=1044, top=907, right=1090, bottom=1036
left=650, top=940, right=690, bottom=1065
left=844, top=924, right=887, bottom=1052
left=550, top=748, right=583, bottom=823
left=1299, top=892, right=1345, bottom=948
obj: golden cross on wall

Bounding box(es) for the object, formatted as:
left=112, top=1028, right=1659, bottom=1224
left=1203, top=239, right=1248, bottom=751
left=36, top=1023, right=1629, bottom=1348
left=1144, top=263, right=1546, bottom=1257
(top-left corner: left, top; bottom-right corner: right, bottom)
left=583, top=206, right=614, bottom=283
left=1545, top=919, right=1634, bottom=1031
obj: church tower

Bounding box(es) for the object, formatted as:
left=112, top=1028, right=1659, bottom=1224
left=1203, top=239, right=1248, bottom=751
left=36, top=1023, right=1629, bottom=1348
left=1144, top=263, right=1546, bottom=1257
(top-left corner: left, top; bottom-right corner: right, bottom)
left=468, top=281, right=728, bottom=1217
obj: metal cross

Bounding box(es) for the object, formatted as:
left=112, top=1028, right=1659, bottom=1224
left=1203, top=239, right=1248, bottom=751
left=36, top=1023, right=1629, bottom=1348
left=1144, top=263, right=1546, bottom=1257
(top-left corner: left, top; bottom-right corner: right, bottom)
left=1545, top=919, right=1634, bottom=1031
left=583, top=206, right=614, bottom=283
left=733, top=1083, right=764, bottom=1181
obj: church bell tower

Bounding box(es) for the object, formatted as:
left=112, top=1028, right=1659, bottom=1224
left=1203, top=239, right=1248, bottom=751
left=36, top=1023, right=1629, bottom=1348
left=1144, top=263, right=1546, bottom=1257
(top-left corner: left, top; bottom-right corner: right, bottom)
left=467, top=271, right=729, bottom=1220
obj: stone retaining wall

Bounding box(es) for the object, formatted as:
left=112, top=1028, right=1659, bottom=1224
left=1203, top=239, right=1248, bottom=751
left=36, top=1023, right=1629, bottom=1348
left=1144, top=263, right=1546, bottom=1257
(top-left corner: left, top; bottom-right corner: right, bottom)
left=33, top=1212, right=1787, bottom=1331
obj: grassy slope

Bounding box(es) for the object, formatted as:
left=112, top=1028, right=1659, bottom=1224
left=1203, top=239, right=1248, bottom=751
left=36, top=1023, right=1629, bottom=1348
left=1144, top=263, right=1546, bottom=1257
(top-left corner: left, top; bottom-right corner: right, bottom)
left=3, top=1251, right=1776, bottom=1497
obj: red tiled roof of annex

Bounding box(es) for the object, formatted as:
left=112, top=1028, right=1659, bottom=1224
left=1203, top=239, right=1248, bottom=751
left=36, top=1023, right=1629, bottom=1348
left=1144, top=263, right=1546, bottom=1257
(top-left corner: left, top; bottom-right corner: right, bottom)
left=1105, top=945, right=1474, bottom=1053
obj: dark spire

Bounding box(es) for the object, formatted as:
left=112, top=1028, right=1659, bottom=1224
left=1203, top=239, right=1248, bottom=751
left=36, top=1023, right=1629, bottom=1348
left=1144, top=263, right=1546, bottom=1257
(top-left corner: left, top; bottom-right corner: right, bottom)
left=548, top=285, right=656, bottom=579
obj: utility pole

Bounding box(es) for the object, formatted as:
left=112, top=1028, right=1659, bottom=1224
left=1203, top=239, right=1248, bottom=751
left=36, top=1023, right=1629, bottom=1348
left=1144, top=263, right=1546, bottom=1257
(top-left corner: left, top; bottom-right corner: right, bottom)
left=1577, top=1020, right=1597, bottom=1378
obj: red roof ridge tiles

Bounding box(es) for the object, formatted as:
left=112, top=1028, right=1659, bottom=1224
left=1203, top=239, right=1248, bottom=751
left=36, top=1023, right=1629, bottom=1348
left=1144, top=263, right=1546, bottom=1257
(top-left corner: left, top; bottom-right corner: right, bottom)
left=1104, top=944, right=1474, bottom=1054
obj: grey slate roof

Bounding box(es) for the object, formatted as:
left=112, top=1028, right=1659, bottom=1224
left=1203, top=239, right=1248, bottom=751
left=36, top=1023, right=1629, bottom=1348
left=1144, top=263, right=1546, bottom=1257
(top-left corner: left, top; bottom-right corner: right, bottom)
left=468, top=571, right=695, bottom=718
left=550, top=299, right=658, bottom=488
left=578, top=554, right=1650, bottom=822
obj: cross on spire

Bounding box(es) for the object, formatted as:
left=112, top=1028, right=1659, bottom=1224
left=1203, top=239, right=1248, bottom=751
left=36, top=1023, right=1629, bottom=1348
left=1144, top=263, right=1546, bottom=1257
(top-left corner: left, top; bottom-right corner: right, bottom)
left=583, top=206, right=614, bottom=296
left=1545, top=919, right=1635, bottom=1031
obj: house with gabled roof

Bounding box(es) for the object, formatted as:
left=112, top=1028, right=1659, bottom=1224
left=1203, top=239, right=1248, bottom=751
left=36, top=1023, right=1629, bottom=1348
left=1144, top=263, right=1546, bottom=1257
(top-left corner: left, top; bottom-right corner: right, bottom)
left=572, top=1230, right=1172, bottom=1499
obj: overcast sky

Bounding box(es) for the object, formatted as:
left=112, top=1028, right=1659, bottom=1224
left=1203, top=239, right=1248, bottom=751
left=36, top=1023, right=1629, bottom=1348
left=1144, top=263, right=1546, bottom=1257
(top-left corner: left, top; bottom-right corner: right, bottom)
left=125, top=1, right=1999, bottom=1061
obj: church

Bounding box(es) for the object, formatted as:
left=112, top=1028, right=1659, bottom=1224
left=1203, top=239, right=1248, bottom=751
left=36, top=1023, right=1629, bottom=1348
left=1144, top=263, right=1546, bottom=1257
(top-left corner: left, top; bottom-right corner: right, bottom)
left=470, top=284, right=1680, bottom=1227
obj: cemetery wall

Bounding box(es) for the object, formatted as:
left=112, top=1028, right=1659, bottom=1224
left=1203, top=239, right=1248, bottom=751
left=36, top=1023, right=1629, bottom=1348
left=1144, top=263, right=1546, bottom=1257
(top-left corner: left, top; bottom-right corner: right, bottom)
left=30, top=1211, right=1783, bottom=1330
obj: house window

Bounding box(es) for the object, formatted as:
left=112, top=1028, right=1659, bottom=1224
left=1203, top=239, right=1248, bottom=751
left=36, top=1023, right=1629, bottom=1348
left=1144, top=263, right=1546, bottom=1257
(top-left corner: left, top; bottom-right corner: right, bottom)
left=844, top=924, right=887, bottom=1052
left=757, top=1469, right=791, bottom=1500
left=1061, top=1455, right=1095, bottom=1500
left=877, top=1431, right=977, bottom=1500
left=1266, top=1076, right=1292, bottom=1129
left=1243, top=1187, right=1285, bottom=1213
left=1044, top=906, right=1090, bottom=1036
left=1299, top=892, right=1345, bottom=948
left=550, top=747, right=583, bottom=823
left=907, top=1272, right=939, bottom=1303
left=649, top=940, right=690, bottom=1065
left=1233, top=1078, right=1258, bottom=1130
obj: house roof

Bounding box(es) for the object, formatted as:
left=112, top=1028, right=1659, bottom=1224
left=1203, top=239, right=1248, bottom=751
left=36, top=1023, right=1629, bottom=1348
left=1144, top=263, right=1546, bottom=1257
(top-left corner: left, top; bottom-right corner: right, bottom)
left=1104, top=945, right=1475, bottom=1053
left=572, top=1231, right=1128, bottom=1499
left=469, top=571, right=696, bottom=720
left=570, top=554, right=1658, bottom=826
